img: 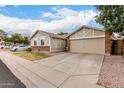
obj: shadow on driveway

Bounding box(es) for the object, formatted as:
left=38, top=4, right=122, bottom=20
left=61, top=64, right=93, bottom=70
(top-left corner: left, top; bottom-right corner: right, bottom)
left=0, top=59, right=26, bottom=88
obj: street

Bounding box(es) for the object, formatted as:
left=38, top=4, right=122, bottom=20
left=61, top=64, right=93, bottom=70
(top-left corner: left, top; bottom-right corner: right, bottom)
left=0, top=59, right=26, bottom=88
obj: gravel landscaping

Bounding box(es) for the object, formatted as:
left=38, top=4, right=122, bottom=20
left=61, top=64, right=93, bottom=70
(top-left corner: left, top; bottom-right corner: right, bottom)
left=97, top=55, right=124, bottom=88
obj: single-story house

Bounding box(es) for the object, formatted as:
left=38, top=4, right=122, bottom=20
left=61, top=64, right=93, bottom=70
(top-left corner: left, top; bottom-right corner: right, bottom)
left=67, top=25, right=105, bottom=54
left=30, top=25, right=105, bottom=54
left=30, top=30, right=67, bottom=53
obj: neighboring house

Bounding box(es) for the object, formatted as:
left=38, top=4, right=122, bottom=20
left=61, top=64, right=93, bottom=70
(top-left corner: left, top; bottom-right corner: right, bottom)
left=30, top=30, right=67, bottom=53
left=67, top=25, right=105, bottom=54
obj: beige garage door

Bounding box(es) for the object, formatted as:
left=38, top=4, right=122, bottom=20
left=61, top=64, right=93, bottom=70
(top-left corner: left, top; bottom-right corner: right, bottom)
left=70, top=37, right=105, bottom=54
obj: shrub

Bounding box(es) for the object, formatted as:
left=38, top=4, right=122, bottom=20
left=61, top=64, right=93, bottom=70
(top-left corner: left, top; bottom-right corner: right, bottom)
left=26, top=48, right=32, bottom=52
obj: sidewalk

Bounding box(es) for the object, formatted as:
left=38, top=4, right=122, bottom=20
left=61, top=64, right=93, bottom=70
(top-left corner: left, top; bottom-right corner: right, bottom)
left=0, top=51, right=55, bottom=88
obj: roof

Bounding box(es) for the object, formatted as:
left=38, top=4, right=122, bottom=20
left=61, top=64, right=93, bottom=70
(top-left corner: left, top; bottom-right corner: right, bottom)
left=111, top=33, right=124, bottom=40
left=67, top=25, right=105, bottom=38
left=30, top=30, right=67, bottom=40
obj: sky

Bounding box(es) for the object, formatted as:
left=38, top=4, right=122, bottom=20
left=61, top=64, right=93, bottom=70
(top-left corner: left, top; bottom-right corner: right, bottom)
left=0, top=5, right=103, bottom=36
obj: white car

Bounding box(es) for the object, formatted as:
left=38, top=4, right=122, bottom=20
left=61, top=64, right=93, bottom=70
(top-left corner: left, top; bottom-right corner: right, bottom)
left=0, top=45, right=5, bottom=49
left=11, top=44, right=31, bottom=51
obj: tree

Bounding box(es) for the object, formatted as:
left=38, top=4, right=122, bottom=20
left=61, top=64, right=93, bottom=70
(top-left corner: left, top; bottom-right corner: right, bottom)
left=3, top=36, right=11, bottom=42
left=23, top=36, right=29, bottom=44
left=11, top=33, right=24, bottom=44
left=0, top=29, right=7, bottom=39
left=57, top=32, right=69, bottom=35
left=95, top=5, right=124, bottom=33
left=3, top=33, right=29, bottom=44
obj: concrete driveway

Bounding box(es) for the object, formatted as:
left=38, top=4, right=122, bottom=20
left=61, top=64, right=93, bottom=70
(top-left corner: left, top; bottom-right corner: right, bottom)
left=0, top=52, right=104, bottom=88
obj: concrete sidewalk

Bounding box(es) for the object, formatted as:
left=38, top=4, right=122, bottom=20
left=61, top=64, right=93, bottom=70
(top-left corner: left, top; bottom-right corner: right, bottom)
left=0, top=51, right=104, bottom=88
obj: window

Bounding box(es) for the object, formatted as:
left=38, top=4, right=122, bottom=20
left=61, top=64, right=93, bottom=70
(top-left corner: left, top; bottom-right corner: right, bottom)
left=34, top=40, right=37, bottom=46
left=41, top=39, right=44, bottom=45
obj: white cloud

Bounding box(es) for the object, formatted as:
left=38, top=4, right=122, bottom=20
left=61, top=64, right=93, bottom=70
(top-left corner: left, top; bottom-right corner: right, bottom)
left=42, top=12, right=55, bottom=18
left=0, top=7, right=98, bottom=36
left=39, top=7, right=98, bottom=32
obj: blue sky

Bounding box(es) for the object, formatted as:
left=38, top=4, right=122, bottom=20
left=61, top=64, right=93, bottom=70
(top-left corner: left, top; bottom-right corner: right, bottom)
left=0, top=5, right=103, bottom=36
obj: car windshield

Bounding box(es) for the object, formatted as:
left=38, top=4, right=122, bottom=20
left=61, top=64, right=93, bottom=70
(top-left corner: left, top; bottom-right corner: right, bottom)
left=19, top=45, right=26, bottom=47
left=19, top=44, right=29, bottom=47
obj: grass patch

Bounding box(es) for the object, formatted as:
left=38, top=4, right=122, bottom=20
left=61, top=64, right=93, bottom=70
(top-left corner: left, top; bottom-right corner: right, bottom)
left=13, top=51, right=50, bottom=61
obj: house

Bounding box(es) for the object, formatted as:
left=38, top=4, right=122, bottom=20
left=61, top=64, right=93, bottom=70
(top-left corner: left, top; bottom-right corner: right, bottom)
left=30, top=30, right=67, bottom=53
left=30, top=25, right=105, bottom=54
left=67, top=25, right=105, bottom=54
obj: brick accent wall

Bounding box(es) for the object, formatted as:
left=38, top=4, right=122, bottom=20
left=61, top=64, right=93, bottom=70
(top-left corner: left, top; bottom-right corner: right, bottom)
left=31, top=46, right=50, bottom=53
left=105, top=32, right=112, bottom=55
left=66, top=39, right=70, bottom=51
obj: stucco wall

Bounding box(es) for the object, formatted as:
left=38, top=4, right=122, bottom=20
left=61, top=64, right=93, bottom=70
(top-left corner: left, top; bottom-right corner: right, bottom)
left=31, top=31, right=50, bottom=46
left=70, top=28, right=105, bottom=39
left=50, top=38, right=66, bottom=52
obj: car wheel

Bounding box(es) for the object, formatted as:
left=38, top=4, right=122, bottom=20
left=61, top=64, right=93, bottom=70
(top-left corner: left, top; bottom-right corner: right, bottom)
left=14, top=48, right=17, bottom=52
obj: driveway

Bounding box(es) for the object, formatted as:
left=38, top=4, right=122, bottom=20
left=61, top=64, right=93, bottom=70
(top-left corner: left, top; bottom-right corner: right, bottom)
left=0, top=52, right=104, bottom=88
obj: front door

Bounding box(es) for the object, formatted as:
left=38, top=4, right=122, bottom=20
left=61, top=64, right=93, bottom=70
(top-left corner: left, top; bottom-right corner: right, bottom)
left=111, top=40, right=122, bottom=55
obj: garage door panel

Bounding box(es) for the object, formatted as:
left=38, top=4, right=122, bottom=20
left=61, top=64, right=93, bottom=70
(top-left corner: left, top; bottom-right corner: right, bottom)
left=70, top=38, right=105, bottom=54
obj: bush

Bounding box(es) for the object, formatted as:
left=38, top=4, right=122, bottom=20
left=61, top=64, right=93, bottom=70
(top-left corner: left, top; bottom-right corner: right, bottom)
left=26, top=48, right=32, bottom=52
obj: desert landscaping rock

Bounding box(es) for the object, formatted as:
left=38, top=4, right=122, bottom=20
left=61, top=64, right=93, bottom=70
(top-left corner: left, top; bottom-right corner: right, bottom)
left=97, top=55, right=124, bottom=88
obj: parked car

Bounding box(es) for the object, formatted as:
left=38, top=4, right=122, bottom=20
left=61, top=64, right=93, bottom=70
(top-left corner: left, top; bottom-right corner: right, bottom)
left=10, top=44, right=31, bottom=52
left=0, top=45, right=5, bottom=49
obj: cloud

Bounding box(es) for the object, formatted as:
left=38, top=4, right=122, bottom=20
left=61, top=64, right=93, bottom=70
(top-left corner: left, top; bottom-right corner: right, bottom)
left=42, top=12, right=55, bottom=18
left=0, top=6, right=98, bottom=36
left=39, top=7, right=98, bottom=32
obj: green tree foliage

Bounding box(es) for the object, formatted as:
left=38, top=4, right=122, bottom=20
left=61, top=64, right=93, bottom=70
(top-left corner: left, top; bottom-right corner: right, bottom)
left=0, top=29, right=7, bottom=39
left=4, top=33, right=29, bottom=44
left=23, top=36, right=29, bottom=44
left=57, top=32, right=69, bottom=35
left=3, top=36, right=11, bottom=42
left=96, top=5, right=124, bottom=33
left=11, top=33, right=24, bottom=43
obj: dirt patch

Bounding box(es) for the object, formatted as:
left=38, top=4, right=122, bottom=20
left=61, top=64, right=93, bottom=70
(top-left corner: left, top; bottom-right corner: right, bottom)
left=97, top=55, right=124, bottom=88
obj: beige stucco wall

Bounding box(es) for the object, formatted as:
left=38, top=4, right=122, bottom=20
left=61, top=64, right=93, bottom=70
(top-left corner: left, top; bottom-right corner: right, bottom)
left=70, top=28, right=105, bottom=39
left=50, top=38, right=66, bottom=52
left=70, top=37, right=105, bottom=54
left=31, top=31, right=50, bottom=46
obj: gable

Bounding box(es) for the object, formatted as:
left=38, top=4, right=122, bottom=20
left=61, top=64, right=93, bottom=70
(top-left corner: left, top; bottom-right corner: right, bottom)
left=32, top=31, right=49, bottom=39
left=69, top=27, right=105, bottom=39
left=30, top=31, right=50, bottom=46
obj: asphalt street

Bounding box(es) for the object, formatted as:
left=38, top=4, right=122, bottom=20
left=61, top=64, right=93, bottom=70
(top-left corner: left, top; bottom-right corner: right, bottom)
left=0, top=59, right=26, bottom=88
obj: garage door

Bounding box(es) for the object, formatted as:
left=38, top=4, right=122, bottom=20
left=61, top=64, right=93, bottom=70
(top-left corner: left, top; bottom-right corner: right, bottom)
left=70, top=37, right=105, bottom=54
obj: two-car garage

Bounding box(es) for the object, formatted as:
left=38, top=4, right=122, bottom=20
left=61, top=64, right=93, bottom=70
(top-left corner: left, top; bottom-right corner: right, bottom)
left=70, top=37, right=105, bottom=54
left=68, top=26, right=105, bottom=54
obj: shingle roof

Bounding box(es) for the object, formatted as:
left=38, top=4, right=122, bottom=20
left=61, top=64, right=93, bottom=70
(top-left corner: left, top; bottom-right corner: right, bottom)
left=30, top=30, right=68, bottom=40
